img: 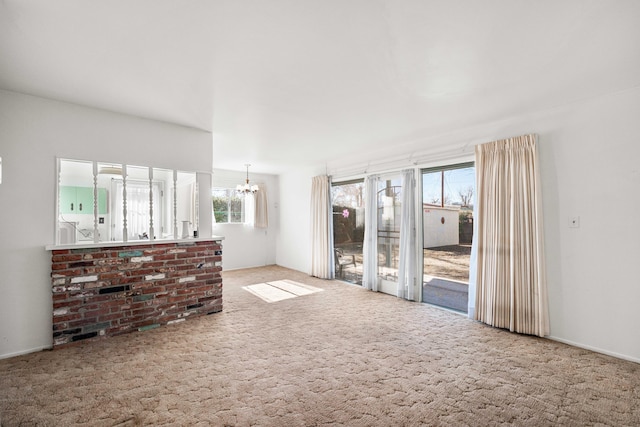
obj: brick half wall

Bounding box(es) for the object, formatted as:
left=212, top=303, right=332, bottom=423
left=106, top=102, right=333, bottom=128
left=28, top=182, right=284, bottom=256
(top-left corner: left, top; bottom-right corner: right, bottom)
left=50, top=240, right=222, bottom=348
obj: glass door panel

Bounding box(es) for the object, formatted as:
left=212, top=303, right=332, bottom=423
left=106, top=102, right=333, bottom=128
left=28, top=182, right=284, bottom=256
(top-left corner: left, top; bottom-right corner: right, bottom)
left=421, top=164, right=474, bottom=312
left=377, top=176, right=402, bottom=295
left=331, top=180, right=364, bottom=285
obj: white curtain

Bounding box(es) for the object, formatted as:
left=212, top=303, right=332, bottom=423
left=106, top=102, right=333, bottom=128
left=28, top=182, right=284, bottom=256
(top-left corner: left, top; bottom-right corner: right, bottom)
left=362, top=175, right=379, bottom=291
left=244, top=193, right=256, bottom=226
left=468, top=199, right=479, bottom=318
left=189, top=182, right=197, bottom=226
left=397, top=169, right=417, bottom=300
left=254, top=183, right=269, bottom=228
left=474, top=134, right=549, bottom=337
left=310, top=175, right=334, bottom=279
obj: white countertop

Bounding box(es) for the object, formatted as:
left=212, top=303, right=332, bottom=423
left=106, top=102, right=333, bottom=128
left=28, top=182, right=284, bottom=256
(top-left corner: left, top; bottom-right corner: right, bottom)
left=46, top=236, right=225, bottom=251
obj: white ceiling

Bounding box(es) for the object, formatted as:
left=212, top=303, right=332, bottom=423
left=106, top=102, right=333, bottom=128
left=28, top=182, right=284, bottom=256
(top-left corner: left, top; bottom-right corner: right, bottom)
left=1, top=1, right=639, bottom=174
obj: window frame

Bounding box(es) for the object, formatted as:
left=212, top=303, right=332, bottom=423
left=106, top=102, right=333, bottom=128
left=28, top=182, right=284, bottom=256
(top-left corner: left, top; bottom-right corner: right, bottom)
left=212, top=187, right=245, bottom=225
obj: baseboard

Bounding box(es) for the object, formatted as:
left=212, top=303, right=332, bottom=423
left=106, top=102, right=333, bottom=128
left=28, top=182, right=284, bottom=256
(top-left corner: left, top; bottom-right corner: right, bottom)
left=222, top=263, right=278, bottom=272
left=547, top=335, right=640, bottom=364
left=0, top=344, right=52, bottom=360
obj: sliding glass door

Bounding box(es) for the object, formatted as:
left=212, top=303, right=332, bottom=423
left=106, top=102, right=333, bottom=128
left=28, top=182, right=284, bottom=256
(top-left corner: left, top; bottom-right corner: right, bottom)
left=333, top=165, right=473, bottom=305
left=421, top=163, right=474, bottom=312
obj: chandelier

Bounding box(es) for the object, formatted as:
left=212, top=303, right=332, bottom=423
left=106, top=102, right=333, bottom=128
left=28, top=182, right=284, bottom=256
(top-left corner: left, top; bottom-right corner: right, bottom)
left=236, top=164, right=259, bottom=194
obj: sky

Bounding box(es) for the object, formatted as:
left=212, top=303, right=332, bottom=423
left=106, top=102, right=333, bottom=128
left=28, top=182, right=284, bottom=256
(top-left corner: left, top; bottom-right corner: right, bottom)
left=422, top=166, right=475, bottom=207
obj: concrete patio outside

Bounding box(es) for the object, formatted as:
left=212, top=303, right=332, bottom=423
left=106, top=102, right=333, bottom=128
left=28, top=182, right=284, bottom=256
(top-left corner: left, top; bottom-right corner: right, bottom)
left=335, top=244, right=471, bottom=313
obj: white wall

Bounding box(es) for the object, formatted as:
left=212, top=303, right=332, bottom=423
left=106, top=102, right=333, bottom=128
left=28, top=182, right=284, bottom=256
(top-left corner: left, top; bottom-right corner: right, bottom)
left=276, top=166, right=325, bottom=274
left=536, top=89, right=640, bottom=362
left=0, top=90, right=213, bottom=359
left=290, top=88, right=640, bottom=362
left=211, top=169, right=279, bottom=270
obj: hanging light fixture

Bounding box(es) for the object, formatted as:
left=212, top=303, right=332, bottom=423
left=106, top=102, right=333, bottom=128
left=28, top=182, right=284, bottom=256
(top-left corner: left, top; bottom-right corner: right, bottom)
left=236, top=164, right=259, bottom=194
left=98, top=164, right=123, bottom=176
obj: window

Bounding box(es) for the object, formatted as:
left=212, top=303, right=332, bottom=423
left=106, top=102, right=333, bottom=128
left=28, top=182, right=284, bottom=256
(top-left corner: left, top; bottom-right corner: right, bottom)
left=212, top=188, right=244, bottom=224
left=55, top=158, right=199, bottom=245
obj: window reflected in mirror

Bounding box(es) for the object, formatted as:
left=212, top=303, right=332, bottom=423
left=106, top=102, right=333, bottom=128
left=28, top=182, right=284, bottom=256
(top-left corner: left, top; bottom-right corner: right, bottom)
left=153, top=168, right=174, bottom=239
left=176, top=171, right=198, bottom=238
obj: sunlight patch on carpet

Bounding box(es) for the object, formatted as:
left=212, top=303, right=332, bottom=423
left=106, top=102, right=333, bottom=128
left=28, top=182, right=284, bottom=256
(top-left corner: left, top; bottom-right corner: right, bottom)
left=242, top=279, right=323, bottom=303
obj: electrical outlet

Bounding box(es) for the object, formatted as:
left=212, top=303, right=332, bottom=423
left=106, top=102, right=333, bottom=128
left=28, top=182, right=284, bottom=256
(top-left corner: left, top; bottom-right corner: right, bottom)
left=568, top=216, right=580, bottom=228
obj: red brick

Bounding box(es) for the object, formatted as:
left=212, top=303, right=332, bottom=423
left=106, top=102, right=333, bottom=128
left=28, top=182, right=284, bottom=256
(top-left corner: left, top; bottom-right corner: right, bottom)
left=52, top=254, right=84, bottom=263
left=53, top=313, right=82, bottom=323
left=84, top=294, right=114, bottom=303
left=52, top=322, right=69, bottom=331
left=84, top=252, right=109, bottom=259
left=176, top=252, right=195, bottom=259
left=98, top=313, right=125, bottom=322
left=142, top=248, right=166, bottom=255
left=128, top=268, right=154, bottom=277
left=100, top=272, right=125, bottom=280
left=54, top=300, right=81, bottom=310
left=141, top=261, right=165, bottom=269
left=165, top=259, right=187, bottom=266
left=131, top=307, right=157, bottom=316
left=116, top=276, right=139, bottom=284
left=50, top=240, right=223, bottom=349
left=129, top=301, right=149, bottom=310
left=52, top=293, right=69, bottom=301
left=152, top=254, right=176, bottom=261
left=139, top=286, right=164, bottom=294
left=55, top=268, right=86, bottom=277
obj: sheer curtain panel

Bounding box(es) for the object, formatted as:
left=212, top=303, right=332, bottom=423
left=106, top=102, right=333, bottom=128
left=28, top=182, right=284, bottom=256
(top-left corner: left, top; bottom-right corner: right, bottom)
left=362, top=175, right=379, bottom=291
left=397, top=169, right=417, bottom=300
left=254, top=183, right=269, bottom=228
left=244, top=193, right=256, bottom=226
left=474, top=134, right=549, bottom=337
left=310, top=175, right=334, bottom=279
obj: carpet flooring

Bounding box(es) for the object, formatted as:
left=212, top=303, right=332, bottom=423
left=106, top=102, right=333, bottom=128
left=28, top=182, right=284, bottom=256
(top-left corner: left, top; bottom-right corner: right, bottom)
left=0, top=265, right=638, bottom=426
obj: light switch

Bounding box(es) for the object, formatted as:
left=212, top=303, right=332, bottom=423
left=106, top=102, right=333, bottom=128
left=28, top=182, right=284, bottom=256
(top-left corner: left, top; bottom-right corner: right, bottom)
left=568, top=216, right=580, bottom=228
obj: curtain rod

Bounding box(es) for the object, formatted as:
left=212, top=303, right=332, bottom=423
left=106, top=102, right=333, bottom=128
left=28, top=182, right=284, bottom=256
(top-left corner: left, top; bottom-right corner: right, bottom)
left=328, top=131, right=535, bottom=180
left=329, top=146, right=475, bottom=181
